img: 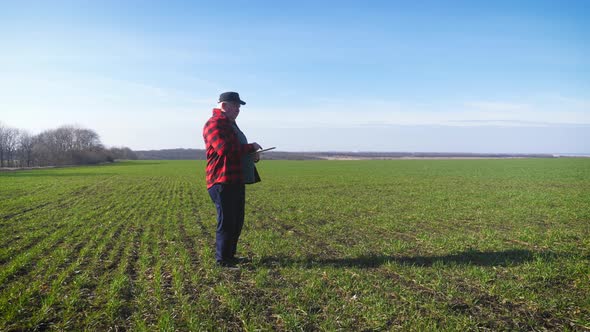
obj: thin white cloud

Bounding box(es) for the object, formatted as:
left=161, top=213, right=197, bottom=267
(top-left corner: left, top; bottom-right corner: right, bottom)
left=240, top=96, right=590, bottom=129
left=549, top=95, right=590, bottom=110
left=446, top=120, right=590, bottom=127
left=463, top=101, right=531, bottom=112
left=3, top=69, right=589, bottom=151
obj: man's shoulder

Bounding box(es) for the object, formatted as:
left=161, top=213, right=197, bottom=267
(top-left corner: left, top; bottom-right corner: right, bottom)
left=207, top=114, right=231, bottom=124
left=204, top=115, right=231, bottom=136
left=205, top=115, right=227, bottom=127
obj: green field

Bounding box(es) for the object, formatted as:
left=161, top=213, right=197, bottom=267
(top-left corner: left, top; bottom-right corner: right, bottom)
left=1, top=159, right=589, bottom=331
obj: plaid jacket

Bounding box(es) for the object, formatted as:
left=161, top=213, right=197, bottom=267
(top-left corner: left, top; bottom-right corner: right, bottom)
left=203, top=108, right=255, bottom=188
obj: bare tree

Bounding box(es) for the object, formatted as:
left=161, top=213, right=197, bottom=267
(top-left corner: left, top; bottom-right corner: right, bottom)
left=33, top=129, right=57, bottom=166
left=31, top=133, right=52, bottom=166
left=70, top=127, right=107, bottom=164
left=0, top=122, right=5, bottom=167
left=18, top=131, right=34, bottom=167
left=54, top=126, right=75, bottom=165
left=1, top=126, right=20, bottom=167
left=74, top=128, right=101, bottom=151
left=0, top=122, right=14, bottom=167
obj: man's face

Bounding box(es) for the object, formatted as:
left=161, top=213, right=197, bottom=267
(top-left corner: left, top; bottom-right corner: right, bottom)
left=222, top=102, right=241, bottom=121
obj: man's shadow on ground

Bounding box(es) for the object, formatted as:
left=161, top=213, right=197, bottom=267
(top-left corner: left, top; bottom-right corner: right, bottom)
left=258, top=249, right=560, bottom=269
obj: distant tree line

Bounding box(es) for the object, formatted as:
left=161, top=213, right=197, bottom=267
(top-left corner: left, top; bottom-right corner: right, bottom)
left=0, top=123, right=137, bottom=168
left=135, top=148, right=206, bottom=160
left=133, top=148, right=320, bottom=160
left=135, top=148, right=558, bottom=161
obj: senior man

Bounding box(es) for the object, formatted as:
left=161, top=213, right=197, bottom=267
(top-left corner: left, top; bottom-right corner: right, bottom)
left=203, top=91, right=262, bottom=268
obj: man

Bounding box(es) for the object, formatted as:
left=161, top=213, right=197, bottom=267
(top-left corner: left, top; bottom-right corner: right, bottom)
left=203, top=91, right=262, bottom=268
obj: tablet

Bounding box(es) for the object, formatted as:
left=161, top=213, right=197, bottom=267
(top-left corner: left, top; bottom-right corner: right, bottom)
left=252, top=147, right=276, bottom=154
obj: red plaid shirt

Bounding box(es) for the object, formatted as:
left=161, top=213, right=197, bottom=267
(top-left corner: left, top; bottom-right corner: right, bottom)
left=203, top=108, right=255, bottom=188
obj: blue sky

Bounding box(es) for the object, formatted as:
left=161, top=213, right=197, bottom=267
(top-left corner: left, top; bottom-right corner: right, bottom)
left=1, top=0, right=589, bottom=153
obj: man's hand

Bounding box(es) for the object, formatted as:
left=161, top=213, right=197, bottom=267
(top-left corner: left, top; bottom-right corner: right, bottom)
left=252, top=142, right=262, bottom=151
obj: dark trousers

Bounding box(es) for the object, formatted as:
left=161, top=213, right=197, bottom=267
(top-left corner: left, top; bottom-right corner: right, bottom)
left=207, top=184, right=246, bottom=262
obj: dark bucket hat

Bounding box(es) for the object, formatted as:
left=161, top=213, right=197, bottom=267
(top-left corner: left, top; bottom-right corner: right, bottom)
left=219, top=91, right=246, bottom=105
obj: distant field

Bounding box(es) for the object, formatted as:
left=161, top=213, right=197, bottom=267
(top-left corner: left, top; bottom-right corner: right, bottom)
left=1, top=159, right=589, bottom=331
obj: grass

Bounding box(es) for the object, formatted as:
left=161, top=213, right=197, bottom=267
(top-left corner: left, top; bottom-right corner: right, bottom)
left=0, top=159, right=589, bottom=331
